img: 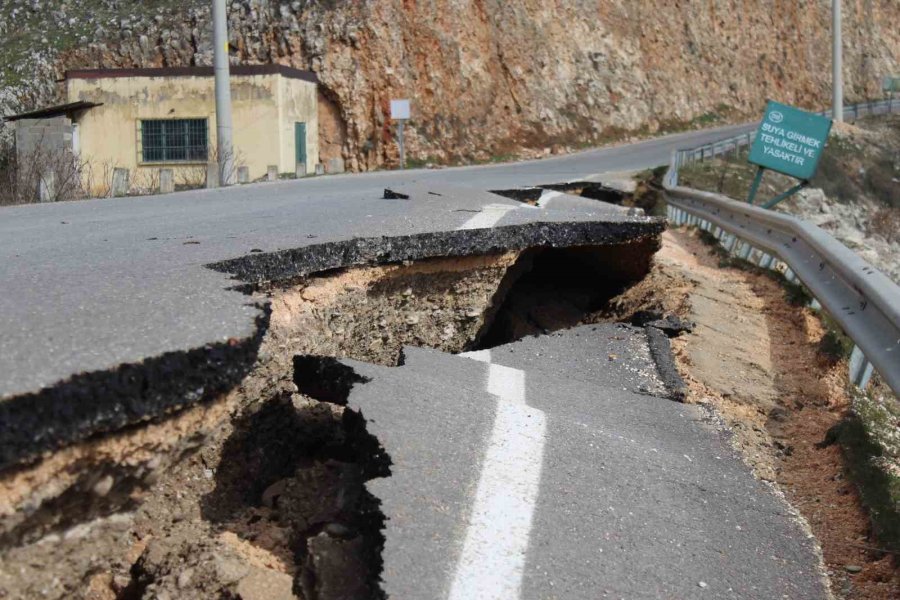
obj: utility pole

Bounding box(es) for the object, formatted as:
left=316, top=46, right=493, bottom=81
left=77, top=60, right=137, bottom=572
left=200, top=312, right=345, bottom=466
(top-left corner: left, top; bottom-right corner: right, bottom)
left=832, top=0, right=843, bottom=122
left=212, top=0, right=235, bottom=185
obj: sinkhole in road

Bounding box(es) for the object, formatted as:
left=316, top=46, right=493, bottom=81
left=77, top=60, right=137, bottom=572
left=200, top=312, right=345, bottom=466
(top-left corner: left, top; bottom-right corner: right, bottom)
left=0, top=236, right=661, bottom=599
left=196, top=240, right=658, bottom=598
left=473, top=243, right=656, bottom=349
left=196, top=356, right=388, bottom=600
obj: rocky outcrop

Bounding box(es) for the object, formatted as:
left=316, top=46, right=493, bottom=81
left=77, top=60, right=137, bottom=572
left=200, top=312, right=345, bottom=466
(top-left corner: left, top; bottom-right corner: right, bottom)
left=3, top=0, right=900, bottom=170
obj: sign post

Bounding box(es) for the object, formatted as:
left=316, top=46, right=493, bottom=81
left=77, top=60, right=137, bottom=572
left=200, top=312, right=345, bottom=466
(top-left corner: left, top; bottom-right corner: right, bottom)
left=883, top=77, right=900, bottom=112
left=390, top=99, right=410, bottom=169
left=746, top=100, right=832, bottom=208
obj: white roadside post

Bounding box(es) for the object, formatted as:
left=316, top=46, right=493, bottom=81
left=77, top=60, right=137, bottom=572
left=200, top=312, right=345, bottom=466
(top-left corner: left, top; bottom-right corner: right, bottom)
left=212, top=0, right=235, bottom=185
left=832, top=0, right=843, bottom=122
left=390, top=99, right=410, bottom=169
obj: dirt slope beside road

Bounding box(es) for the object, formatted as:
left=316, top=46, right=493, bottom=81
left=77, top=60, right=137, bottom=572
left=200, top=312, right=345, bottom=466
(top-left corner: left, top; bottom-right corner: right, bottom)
left=615, top=229, right=899, bottom=599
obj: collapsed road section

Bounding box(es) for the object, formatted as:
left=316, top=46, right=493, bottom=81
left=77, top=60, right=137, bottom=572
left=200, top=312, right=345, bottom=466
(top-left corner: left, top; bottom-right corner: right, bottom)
left=0, top=184, right=668, bottom=598
left=347, top=330, right=828, bottom=599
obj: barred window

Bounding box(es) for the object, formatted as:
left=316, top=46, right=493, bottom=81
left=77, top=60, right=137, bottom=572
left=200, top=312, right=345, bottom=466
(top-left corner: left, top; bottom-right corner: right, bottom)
left=140, top=119, right=208, bottom=163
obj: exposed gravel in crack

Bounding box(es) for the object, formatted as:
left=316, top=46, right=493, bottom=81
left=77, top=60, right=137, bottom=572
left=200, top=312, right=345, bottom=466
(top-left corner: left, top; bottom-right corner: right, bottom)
left=0, top=235, right=660, bottom=599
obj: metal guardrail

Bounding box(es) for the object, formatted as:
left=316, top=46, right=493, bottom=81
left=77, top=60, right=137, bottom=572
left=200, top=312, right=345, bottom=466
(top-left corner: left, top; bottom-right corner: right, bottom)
left=663, top=99, right=900, bottom=396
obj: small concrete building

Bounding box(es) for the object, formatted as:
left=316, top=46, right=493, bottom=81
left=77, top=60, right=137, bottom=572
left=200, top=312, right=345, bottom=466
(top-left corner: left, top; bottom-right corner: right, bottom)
left=8, top=65, right=319, bottom=195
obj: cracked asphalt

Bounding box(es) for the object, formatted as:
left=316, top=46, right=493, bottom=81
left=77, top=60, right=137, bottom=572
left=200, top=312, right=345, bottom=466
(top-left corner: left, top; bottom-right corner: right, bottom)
left=345, top=326, right=828, bottom=599
left=0, top=122, right=754, bottom=402
left=0, top=116, right=837, bottom=597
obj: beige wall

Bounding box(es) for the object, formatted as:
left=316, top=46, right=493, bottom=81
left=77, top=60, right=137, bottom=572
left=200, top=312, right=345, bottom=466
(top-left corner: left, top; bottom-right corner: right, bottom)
left=66, top=73, right=317, bottom=194
left=279, top=75, right=319, bottom=175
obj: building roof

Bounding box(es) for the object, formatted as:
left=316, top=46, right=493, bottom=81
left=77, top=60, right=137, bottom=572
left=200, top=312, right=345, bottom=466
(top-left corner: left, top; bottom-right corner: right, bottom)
left=4, top=101, right=103, bottom=122
left=65, top=64, right=318, bottom=84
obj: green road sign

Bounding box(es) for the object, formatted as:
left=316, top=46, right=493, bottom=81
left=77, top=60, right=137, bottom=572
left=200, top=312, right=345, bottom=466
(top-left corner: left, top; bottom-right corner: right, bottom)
left=883, top=76, right=900, bottom=93
left=749, top=100, right=832, bottom=181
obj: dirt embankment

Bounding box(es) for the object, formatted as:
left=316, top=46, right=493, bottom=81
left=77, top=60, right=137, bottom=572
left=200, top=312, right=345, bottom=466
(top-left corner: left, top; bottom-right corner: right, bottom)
left=615, top=228, right=899, bottom=600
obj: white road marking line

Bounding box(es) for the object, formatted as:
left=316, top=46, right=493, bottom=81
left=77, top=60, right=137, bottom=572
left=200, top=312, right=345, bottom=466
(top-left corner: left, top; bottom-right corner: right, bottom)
left=536, top=190, right=563, bottom=208
left=457, top=203, right=518, bottom=230
left=448, top=356, right=546, bottom=600
left=460, top=349, right=492, bottom=362
left=486, top=362, right=526, bottom=405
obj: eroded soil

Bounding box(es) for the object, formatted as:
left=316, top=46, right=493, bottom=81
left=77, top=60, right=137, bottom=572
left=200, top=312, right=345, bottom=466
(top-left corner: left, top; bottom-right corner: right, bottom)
left=0, top=239, right=656, bottom=599
left=626, top=228, right=899, bottom=599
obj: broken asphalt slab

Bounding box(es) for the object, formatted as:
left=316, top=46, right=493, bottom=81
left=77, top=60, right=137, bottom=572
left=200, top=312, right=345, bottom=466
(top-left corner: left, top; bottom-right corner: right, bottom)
left=0, top=183, right=661, bottom=469
left=0, top=121, right=757, bottom=467
left=343, top=327, right=828, bottom=599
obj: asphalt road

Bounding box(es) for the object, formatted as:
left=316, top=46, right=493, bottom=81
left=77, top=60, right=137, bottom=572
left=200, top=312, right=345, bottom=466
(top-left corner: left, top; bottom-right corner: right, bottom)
left=0, top=121, right=754, bottom=403
left=346, top=325, right=827, bottom=599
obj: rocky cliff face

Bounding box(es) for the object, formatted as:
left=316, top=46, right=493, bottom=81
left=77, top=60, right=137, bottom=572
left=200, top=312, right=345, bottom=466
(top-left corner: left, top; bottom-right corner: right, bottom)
left=4, top=0, right=900, bottom=170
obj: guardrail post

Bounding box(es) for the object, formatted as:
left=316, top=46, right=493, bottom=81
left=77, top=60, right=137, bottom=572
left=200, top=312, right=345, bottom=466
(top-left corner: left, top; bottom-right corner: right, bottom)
left=849, top=345, right=875, bottom=389
left=725, top=233, right=738, bottom=253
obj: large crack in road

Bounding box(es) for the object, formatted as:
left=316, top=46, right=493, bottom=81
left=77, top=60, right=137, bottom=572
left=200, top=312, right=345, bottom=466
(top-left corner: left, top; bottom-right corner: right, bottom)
left=0, top=187, right=666, bottom=598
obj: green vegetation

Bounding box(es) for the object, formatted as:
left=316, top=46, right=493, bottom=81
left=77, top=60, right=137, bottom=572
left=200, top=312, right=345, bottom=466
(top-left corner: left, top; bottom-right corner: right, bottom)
left=831, top=385, right=900, bottom=554
left=816, top=312, right=855, bottom=363
left=677, top=149, right=779, bottom=204
left=487, top=153, right=518, bottom=164
left=0, top=1, right=199, bottom=86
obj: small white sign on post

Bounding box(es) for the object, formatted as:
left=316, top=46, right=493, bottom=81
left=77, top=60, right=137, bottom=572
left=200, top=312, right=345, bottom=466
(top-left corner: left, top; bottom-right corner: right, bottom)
left=390, top=99, right=411, bottom=121
left=390, top=99, right=411, bottom=169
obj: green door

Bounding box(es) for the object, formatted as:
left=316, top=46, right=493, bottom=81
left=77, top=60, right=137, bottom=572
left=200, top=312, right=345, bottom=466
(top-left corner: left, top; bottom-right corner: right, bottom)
left=294, top=122, right=307, bottom=169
